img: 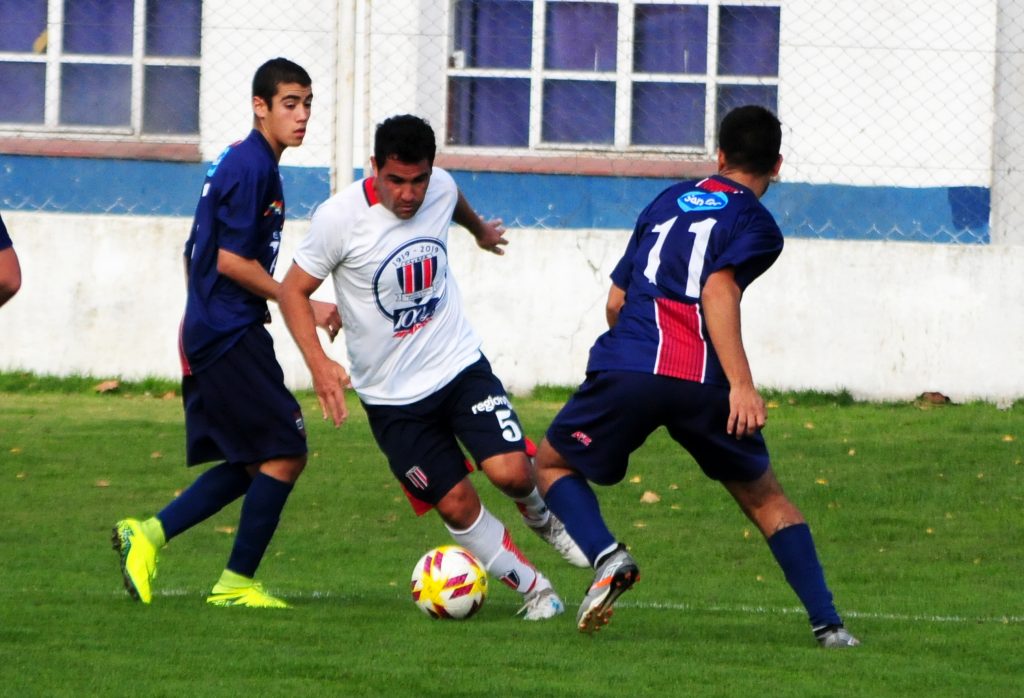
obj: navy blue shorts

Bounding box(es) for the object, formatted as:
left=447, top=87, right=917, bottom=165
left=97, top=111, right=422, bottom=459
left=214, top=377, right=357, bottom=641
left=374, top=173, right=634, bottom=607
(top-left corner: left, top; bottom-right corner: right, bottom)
left=183, top=326, right=306, bottom=466
left=546, top=371, right=769, bottom=486
left=361, top=355, right=526, bottom=515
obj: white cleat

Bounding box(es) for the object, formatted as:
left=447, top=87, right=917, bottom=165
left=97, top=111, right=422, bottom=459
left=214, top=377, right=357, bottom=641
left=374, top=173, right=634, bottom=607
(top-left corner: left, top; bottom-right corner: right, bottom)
left=529, top=514, right=590, bottom=568
left=517, top=586, right=566, bottom=621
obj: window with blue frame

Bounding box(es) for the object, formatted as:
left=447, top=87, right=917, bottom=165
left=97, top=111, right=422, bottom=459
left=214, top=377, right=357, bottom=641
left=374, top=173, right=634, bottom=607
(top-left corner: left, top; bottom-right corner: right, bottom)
left=0, top=0, right=201, bottom=137
left=447, top=0, right=779, bottom=155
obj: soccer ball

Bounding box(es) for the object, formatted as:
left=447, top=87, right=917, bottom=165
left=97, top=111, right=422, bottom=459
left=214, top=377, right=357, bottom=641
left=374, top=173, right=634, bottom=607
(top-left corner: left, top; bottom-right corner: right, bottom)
left=410, top=545, right=488, bottom=619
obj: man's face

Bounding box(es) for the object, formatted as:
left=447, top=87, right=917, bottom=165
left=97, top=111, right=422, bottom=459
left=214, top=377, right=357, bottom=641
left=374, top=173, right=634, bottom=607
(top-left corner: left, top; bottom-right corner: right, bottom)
left=372, top=156, right=431, bottom=219
left=254, top=82, right=312, bottom=154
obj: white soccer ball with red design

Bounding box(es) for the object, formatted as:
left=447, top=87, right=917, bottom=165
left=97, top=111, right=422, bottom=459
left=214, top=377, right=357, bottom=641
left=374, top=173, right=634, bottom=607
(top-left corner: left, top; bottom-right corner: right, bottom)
left=410, top=545, right=488, bottom=619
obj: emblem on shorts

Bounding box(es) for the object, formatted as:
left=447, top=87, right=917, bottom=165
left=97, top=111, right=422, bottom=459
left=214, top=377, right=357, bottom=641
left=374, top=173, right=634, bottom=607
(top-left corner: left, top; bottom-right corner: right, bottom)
left=294, top=412, right=306, bottom=437
left=572, top=431, right=592, bottom=447
left=405, top=465, right=429, bottom=490
left=373, top=238, right=448, bottom=338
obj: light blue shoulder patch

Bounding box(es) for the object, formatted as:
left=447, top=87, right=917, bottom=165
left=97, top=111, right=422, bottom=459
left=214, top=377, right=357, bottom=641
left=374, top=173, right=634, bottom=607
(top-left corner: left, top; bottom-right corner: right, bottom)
left=205, top=144, right=233, bottom=177
left=677, top=190, right=728, bottom=212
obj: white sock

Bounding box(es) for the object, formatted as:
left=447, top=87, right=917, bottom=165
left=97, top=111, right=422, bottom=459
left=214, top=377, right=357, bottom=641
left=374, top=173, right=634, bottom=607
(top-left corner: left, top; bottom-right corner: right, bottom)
left=513, top=487, right=551, bottom=528
left=447, top=506, right=541, bottom=594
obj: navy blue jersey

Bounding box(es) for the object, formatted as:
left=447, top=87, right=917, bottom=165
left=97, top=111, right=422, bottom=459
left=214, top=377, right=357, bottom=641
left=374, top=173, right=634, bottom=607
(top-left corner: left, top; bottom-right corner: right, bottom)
left=0, top=213, right=11, bottom=251
left=587, top=175, right=783, bottom=387
left=180, top=130, right=285, bottom=375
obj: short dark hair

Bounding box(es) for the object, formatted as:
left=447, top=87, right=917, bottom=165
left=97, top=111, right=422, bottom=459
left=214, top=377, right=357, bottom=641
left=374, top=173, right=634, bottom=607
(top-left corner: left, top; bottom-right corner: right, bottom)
left=374, top=115, right=436, bottom=166
left=252, top=57, right=311, bottom=107
left=718, top=105, right=782, bottom=176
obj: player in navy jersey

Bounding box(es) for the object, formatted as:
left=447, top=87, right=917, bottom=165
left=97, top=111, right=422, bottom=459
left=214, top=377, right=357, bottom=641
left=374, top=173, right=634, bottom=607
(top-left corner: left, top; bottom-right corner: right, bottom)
left=534, top=106, right=859, bottom=647
left=112, top=58, right=342, bottom=609
left=0, top=212, right=22, bottom=308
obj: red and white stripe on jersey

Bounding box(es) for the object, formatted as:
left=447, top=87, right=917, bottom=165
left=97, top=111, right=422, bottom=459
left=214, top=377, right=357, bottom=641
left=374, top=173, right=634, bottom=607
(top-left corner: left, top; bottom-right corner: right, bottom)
left=696, top=177, right=742, bottom=194
left=653, top=297, right=706, bottom=382
left=402, top=256, right=434, bottom=292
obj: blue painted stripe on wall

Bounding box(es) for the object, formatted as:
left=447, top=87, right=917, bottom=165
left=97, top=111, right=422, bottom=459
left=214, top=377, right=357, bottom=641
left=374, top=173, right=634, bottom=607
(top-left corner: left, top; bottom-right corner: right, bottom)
left=0, top=155, right=989, bottom=243
left=0, top=154, right=332, bottom=219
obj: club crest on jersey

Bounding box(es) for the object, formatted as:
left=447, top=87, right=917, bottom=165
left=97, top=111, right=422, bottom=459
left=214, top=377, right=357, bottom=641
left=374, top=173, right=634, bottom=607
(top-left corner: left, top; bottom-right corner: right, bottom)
left=373, top=238, right=448, bottom=338
left=677, top=190, right=728, bottom=212
left=263, top=200, right=283, bottom=217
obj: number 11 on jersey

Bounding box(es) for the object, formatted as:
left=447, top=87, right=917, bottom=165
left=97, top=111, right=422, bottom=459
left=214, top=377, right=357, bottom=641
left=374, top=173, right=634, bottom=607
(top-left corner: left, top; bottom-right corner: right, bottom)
left=643, top=216, right=716, bottom=300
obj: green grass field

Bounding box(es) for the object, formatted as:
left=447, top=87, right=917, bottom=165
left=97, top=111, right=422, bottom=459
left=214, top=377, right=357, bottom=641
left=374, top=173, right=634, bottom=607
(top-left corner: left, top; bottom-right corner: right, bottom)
left=0, top=378, right=1021, bottom=697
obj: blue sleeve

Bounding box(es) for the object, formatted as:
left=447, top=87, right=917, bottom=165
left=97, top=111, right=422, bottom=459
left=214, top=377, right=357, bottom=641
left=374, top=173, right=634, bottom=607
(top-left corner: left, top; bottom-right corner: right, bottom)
left=708, top=206, right=783, bottom=290
left=610, top=187, right=672, bottom=290
left=610, top=229, right=639, bottom=290
left=0, top=213, right=11, bottom=250
left=212, top=159, right=264, bottom=259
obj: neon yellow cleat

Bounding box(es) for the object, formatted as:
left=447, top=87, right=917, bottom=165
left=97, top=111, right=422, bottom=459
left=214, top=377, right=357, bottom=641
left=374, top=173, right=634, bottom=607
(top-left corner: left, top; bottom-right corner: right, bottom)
left=206, top=581, right=291, bottom=609
left=111, top=518, right=159, bottom=604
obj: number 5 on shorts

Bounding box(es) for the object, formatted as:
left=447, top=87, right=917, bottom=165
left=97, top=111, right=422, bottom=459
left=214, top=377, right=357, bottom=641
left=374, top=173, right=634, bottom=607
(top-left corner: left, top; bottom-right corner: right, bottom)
left=495, top=408, right=522, bottom=442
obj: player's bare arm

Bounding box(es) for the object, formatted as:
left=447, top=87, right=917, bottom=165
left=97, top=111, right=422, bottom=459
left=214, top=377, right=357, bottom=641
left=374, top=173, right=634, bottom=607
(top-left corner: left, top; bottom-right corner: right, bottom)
left=279, top=263, right=351, bottom=427
left=453, top=190, right=507, bottom=255
left=701, top=267, right=766, bottom=438
left=217, top=248, right=281, bottom=300
left=605, top=283, right=626, bottom=328
left=0, top=246, right=22, bottom=308
left=217, top=248, right=341, bottom=339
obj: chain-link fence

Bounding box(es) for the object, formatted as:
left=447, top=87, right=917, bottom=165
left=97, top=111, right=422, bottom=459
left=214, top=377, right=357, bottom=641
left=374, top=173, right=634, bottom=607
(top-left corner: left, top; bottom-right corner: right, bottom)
left=0, top=0, right=1020, bottom=244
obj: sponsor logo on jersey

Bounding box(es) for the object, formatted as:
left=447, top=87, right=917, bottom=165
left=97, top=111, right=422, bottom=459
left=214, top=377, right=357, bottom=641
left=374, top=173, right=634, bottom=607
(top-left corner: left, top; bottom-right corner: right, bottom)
left=263, top=200, right=283, bottom=217
left=471, top=394, right=511, bottom=415
left=677, top=190, right=728, bottom=212
left=373, top=238, right=448, bottom=339
left=405, top=465, right=429, bottom=490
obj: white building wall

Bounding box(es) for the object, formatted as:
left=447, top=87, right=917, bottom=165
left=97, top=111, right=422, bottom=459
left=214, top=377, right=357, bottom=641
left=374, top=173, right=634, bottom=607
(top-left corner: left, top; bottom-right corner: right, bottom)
left=1, top=1, right=1020, bottom=402
left=1, top=210, right=1020, bottom=404
left=782, top=1, right=997, bottom=187
left=991, top=0, right=1024, bottom=245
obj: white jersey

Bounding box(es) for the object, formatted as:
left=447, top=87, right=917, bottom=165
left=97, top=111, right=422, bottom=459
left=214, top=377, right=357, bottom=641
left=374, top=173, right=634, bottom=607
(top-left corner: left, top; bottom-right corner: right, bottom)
left=293, top=167, right=482, bottom=404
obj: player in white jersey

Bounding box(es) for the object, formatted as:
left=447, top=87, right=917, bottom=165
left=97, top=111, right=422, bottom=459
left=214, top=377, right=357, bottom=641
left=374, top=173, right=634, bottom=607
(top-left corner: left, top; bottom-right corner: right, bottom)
left=279, top=115, right=587, bottom=620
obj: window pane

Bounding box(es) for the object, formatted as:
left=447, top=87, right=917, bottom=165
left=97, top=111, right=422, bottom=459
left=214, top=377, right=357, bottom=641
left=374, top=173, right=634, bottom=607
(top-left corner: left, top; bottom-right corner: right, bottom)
left=448, top=77, right=530, bottom=146
left=0, top=62, right=45, bottom=123
left=60, top=63, right=131, bottom=126
left=718, top=6, right=780, bottom=76
left=63, top=0, right=134, bottom=55
left=0, top=0, right=47, bottom=52
left=545, top=2, right=617, bottom=71
left=634, top=4, right=707, bottom=74
left=716, top=84, right=778, bottom=127
left=146, top=0, right=202, bottom=57
left=144, top=66, right=199, bottom=134
left=632, top=82, right=705, bottom=147
left=543, top=79, right=614, bottom=144
left=454, top=0, right=532, bottom=69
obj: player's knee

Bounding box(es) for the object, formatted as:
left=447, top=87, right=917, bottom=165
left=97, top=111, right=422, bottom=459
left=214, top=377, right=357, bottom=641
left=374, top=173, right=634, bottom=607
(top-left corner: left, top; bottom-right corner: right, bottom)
left=437, top=480, right=482, bottom=529
left=480, top=452, right=532, bottom=491
left=259, top=454, right=307, bottom=483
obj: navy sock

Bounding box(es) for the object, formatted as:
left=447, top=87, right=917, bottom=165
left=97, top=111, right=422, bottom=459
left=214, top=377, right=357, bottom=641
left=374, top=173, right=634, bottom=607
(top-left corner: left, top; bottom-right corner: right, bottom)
left=157, top=462, right=252, bottom=540
left=226, top=472, right=294, bottom=578
left=544, top=475, right=616, bottom=566
left=767, top=523, right=842, bottom=629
